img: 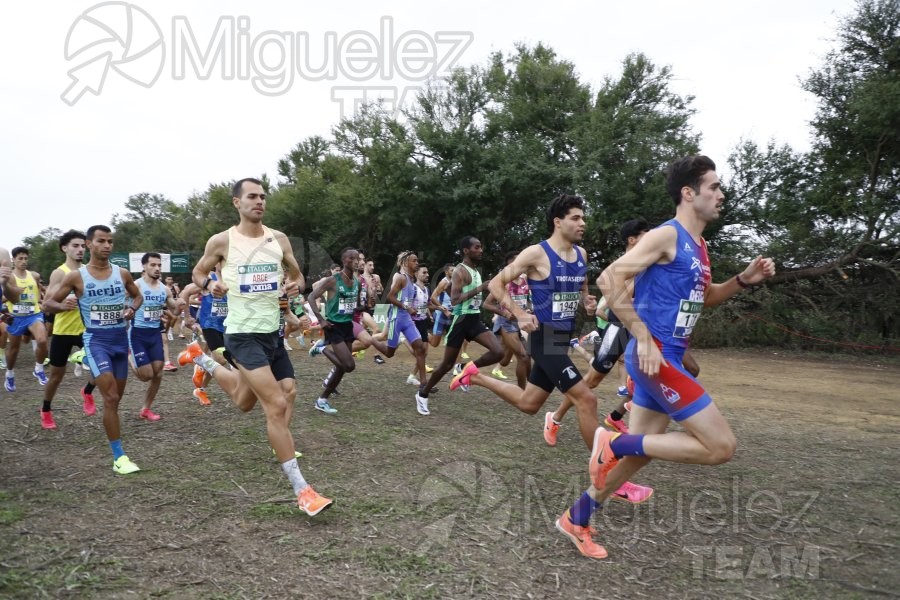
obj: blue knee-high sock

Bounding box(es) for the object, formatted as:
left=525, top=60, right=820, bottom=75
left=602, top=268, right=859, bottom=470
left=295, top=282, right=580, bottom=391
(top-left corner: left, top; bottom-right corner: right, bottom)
left=568, top=492, right=601, bottom=527
left=110, top=439, right=124, bottom=461
left=610, top=434, right=646, bottom=458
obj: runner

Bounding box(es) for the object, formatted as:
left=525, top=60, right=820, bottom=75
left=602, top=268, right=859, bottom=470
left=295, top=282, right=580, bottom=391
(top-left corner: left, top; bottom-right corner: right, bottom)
left=428, top=264, right=454, bottom=348
left=180, top=270, right=228, bottom=406
left=3, top=247, right=49, bottom=392
left=416, top=236, right=504, bottom=412
left=128, top=252, right=186, bottom=421
left=563, top=155, right=776, bottom=559
left=179, top=177, right=332, bottom=516
left=43, top=225, right=144, bottom=474
left=482, top=250, right=532, bottom=389
left=40, top=230, right=97, bottom=429
left=404, top=264, right=434, bottom=386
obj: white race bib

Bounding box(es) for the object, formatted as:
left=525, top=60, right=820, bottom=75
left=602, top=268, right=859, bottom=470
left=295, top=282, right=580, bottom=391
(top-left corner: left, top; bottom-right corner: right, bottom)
left=551, top=292, right=579, bottom=321
left=237, top=263, right=279, bottom=293
left=89, top=303, right=124, bottom=327
left=673, top=299, right=703, bottom=338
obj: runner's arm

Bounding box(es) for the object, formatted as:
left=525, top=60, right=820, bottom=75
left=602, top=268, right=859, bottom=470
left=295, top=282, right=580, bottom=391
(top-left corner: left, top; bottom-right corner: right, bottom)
left=276, top=232, right=304, bottom=297
left=305, top=276, right=335, bottom=327
left=121, top=269, right=142, bottom=318
left=42, top=270, right=83, bottom=314
left=192, top=233, right=228, bottom=297
left=487, top=245, right=539, bottom=322
left=704, top=256, right=776, bottom=307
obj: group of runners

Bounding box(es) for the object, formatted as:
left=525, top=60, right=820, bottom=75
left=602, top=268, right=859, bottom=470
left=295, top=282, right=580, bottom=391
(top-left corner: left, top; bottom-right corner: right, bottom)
left=0, top=155, right=775, bottom=558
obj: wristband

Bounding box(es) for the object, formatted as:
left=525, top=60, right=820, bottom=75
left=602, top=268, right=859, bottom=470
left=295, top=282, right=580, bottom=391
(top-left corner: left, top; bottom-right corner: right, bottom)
left=201, top=277, right=211, bottom=290
left=735, top=273, right=750, bottom=289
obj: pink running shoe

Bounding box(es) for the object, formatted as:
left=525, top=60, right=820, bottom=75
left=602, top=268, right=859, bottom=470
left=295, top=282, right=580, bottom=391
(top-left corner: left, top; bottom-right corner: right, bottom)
left=611, top=481, right=654, bottom=504
left=604, top=414, right=629, bottom=434
left=139, top=408, right=161, bottom=421
left=589, top=427, right=620, bottom=489
left=449, top=361, right=479, bottom=391
left=81, top=386, right=96, bottom=416
left=41, top=410, right=57, bottom=430
left=543, top=411, right=560, bottom=447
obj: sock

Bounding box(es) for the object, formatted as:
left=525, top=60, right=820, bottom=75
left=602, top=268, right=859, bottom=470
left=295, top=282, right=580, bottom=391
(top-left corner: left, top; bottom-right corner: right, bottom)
left=34, top=362, right=44, bottom=374
left=569, top=492, right=601, bottom=527
left=42, top=400, right=51, bottom=412
left=609, top=410, right=623, bottom=421
left=610, top=434, right=646, bottom=458
left=32, top=340, right=38, bottom=353
left=109, top=439, right=125, bottom=461
left=280, top=458, right=307, bottom=495
left=83, top=382, right=95, bottom=394
left=193, top=354, right=218, bottom=374
left=418, top=384, right=428, bottom=398
left=5, top=369, right=13, bottom=378
left=552, top=415, right=562, bottom=425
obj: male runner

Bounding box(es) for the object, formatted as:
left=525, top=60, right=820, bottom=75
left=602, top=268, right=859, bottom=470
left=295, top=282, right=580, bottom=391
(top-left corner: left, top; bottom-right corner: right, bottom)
left=181, top=271, right=228, bottom=405
left=559, top=155, right=776, bottom=559
left=44, top=225, right=144, bottom=474
left=180, top=177, right=331, bottom=516
left=4, top=247, right=49, bottom=391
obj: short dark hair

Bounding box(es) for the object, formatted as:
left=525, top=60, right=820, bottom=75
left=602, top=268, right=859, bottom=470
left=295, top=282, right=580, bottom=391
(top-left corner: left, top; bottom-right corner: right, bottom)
left=504, top=250, right=520, bottom=264
left=232, top=177, right=264, bottom=198
left=141, top=252, right=161, bottom=265
left=458, top=236, right=478, bottom=253
left=339, top=247, right=357, bottom=260
left=58, top=229, right=86, bottom=250
left=86, top=225, right=112, bottom=240
left=546, top=194, right=585, bottom=232
left=11, top=246, right=28, bottom=258
left=620, top=218, right=650, bottom=245
left=665, top=155, right=717, bottom=205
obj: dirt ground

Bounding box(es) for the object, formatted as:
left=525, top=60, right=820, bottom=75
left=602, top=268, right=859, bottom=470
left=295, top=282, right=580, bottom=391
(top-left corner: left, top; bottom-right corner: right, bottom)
left=1, top=340, right=898, bottom=599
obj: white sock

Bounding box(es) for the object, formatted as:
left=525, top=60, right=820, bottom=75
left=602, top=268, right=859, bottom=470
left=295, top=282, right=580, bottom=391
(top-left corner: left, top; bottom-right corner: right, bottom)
left=32, top=340, right=38, bottom=353
left=193, top=354, right=218, bottom=374
left=34, top=363, right=44, bottom=374
left=280, top=458, right=307, bottom=495
left=6, top=369, right=13, bottom=378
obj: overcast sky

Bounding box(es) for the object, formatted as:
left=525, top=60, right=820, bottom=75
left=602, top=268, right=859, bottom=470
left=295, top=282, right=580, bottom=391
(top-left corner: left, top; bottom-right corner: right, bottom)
left=1, top=0, right=854, bottom=249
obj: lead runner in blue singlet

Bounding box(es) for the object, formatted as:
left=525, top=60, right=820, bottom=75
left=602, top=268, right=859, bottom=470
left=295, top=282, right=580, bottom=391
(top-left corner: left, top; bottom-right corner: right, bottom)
left=561, top=155, right=775, bottom=560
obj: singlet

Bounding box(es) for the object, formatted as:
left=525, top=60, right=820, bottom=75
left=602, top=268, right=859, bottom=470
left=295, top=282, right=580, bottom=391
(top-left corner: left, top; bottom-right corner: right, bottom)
left=436, top=278, right=452, bottom=310
left=388, top=273, right=417, bottom=321
left=133, top=278, right=168, bottom=329
left=325, top=273, right=359, bottom=324
left=452, top=264, right=482, bottom=316
left=6, top=271, right=40, bottom=317
left=634, top=219, right=712, bottom=348
left=412, top=283, right=429, bottom=321
left=198, top=273, right=228, bottom=332
left=78, top=265, right=126, bottom=331
left=53, top=264, right=86, bottom=336
left=221, top=226, right=283, bottom=333
left=527, top=240, right=587, bottom=331
left=508, top=277, right=530, bottom=310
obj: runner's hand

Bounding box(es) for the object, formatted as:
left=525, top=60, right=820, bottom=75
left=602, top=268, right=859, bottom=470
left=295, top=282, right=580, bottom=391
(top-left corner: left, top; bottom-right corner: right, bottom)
left=583, top=294, right=597, bottom=314
left=283, top=279, right=300, bottom=298
left=741, top=257, right=776, bottom=285
left=209, top=280, right=228, bottom=298
left=517, top=312, right=538, bottom=333
left=637, top=338, right=668, bottom=377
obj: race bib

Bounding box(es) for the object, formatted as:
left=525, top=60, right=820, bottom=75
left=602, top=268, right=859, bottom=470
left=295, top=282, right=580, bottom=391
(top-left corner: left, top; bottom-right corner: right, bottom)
left=338, top=297, right=356, bottom=315
left=237, top=263, right=279, bottom=293
left=143, top=304, right=163, bottom=322
left=11, top=303, right=35, bottom=316
left=673, top=299, right=703, bottom=338
left=512, top=294, right=528, bottom=309
left=551, top=292, right=579, bottom=321
left=468, top=295, right=482, bottom=310
left=211, top=301, right=228, bottom=317
left=89, top=303, right=124, bottom=327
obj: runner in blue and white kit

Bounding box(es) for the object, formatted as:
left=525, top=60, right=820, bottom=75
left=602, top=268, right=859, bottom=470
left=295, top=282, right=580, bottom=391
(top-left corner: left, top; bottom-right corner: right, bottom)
left=43, top=225, right=144, bottom=475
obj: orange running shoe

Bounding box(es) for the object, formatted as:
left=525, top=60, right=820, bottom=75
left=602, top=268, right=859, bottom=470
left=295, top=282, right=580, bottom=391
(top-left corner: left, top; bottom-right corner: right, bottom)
left=555, top=511, right=608, bottom=559
left=297, top=485, right=333, bottom=516
left=177, top=341, right=203, bottom=367
left=193, top=388, right=211, bottom=406
left=589, top=427, right=620, bottom=489
left=192, top=364, right=205, bottom=388
left=611, top=481, right=654, bottom=504
left=543, top=411, right=560, bottom=447
left=449, top=361, right=479, bottom=391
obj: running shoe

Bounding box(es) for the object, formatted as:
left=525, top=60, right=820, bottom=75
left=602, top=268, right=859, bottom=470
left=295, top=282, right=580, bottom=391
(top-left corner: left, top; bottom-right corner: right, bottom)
left=624, top=400, right=633, bottom=412
left=589, top=427, right=620, bottom=489
left=140, top=408, right=161, bottom=421
left=425, top=364, right=434, bottom=373
left=177, top=341, right=203, bottom=367
left=40, top=410, right=57, bottom=430
left=373, top=355, right=385, bottom=365
left=284, top=339, right=293, bottom=351
left=193, top=388, right=211, bottom=406
left=297, top=485, right=332, bottom=516
left=616, top=385, right=629, bottom=398
left=490, top=368, right=508, bottom=380
left=451, top=363, right=469, bottom=392
left=73, top=362, right=83, bottom=377
left=406, top=374, right=420, bottom=386
left=415, top=392, right=430, bottom=416
left=569, top=338, right=580, bottom=348
left=543, top=411, right=560, bottom=447
left=0, top=356, right=5, bottom=370
left=81, top=386, right=96, bottom=416
left=611, top=481, right=654, bottom=504
left=272, top=448, right=303, bottom=459
left=555, top=511, right=608, bottom=559
left=163, top=361, right=178, bottom=372
left=314, top=398, right=337, bottom=415
left=192, top=364, right=205, bottom=389
left=604, top=414, right=629, bottom=434
left=33, top=368, right=49, bottom=385
left=449, top=361, right=479, bottom=391
left=308, top=340, right=325, bottom=357
left=68, top=349, right=86, bottom=364
left=113, top=455, right=141, bottom=475
left=460, top=352, right=470, bottom=360
left=4, top=375, right=15, bottom=392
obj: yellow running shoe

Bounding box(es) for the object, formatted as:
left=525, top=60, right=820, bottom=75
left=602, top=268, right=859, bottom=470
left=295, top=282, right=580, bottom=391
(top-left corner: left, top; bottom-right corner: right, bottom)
left=113, top=455, right=141, bottom=475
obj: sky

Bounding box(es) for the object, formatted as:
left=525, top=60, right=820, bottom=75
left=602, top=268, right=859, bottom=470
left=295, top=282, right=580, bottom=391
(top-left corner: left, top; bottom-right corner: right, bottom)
left=1, top=0, right=855, bottom=249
